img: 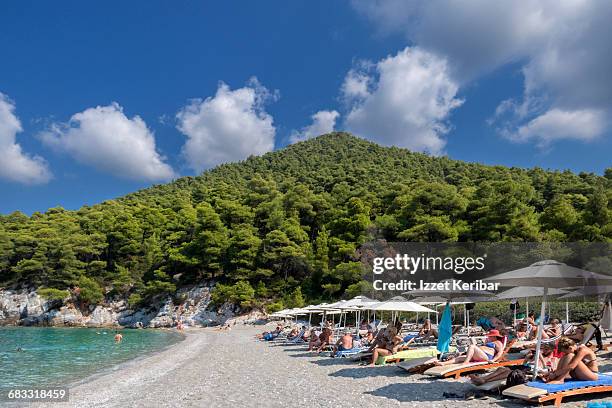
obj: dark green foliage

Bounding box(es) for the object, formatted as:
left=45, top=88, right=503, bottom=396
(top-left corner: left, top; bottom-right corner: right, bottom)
left=37, top=288, right=70, bottom=301
left=0, top=133, right=610, bottom=309
left=77, top=276, right=104, bottom=305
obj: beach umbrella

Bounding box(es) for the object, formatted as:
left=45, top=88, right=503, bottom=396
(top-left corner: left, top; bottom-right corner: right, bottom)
left=559, top=285, right=612, bottom=299
left=437, top=303, right=453, bottom=353
left=403, top=279, right=496, bottom=300
left=483, top=259, right=612, bottom=373
left=494, top=286, right=569, bottom=324
left=368, top=296, right=436, bottom=324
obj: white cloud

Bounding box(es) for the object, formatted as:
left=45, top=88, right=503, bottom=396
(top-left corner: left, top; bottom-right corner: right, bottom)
left=290, top=110, right=339, bottom=143
left=342, top=47, right=463, bottom=155
left=41, top=103, right=175, bottom=181
left=351, top=0, right=612, bottom=145
left=0, top=93, right=51, bottom=184
left=177, top=78, right=277, bottom=172
left=507, top=108, right=606, bottom=145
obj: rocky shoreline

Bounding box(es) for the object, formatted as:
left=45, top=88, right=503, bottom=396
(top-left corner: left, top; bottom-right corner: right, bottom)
left=0, top=284, right=266, bottom=328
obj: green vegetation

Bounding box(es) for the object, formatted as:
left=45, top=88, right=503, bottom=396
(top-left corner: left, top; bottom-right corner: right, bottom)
left=37, top=288, right=70, bottom=301
left=1, top=133, right=610, bottom=308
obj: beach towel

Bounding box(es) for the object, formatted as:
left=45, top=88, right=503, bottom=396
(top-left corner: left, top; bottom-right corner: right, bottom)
left=525, top=374, right=612, bottom=393
left=379, top=346, right=454, bottom=365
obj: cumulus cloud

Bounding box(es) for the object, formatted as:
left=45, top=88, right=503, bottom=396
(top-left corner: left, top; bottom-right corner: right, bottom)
left=289, top=110, right=339, bottom=143
left=351, top=0, right=612, bottom=145
left=40, top=103, right=175, bottom=181
left=506, top=109, right=606, bottom=145
left=176, top=78, right=277, bottom=172
left=0, top=93, right=51, bottom=184
left=342, top=47, right=463, bottom=155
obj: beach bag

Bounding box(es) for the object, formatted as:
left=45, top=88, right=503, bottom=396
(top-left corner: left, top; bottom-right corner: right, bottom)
left=510, top=299, right=520, bottom=311
left=506, top=369, right=527, bottom=387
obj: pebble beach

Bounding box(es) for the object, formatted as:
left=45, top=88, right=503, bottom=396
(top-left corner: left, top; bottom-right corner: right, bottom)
left=22, top=325, right=612, bottom=408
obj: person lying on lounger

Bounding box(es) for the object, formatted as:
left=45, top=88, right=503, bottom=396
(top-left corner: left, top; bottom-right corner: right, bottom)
left=256, top=325, right=284, bottom=340
left=541, top=319, right=561, bottom=339
left=469, top=342, right=558, bottom=386
left=542, top=337, right=598, bottom=384
left=333, top=331, right=355, bottom=353
left=367, top=327, right=403, bottom=366
left=403, top=319, right=438, bottom=346
left=434, top=329, right=505, bottom=367
left=514, top=320, right=530, bottom=340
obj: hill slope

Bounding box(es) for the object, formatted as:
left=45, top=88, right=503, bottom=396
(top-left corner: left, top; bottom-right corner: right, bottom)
left=1, top=133, right=610, bottom=309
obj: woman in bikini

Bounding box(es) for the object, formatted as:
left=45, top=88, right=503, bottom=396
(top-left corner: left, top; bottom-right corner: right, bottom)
left=367, top=327, right=403, bottom=366
left=543, top=337, right=598, bottom=383
left=435, top=329, right=505, bottom=367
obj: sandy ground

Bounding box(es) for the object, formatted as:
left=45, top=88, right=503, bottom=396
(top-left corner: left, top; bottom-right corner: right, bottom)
left=17, top=325, right=612, bottom=408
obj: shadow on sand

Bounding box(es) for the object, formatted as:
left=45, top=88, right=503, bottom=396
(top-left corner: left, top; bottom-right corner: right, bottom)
left=329, top=366, right=407, bottom=379
left=310, top=358, right=358, bottom=367
left=366, top=382, right=475, bottom=403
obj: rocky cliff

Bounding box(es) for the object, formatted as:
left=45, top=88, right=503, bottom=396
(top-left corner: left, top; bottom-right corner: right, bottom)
left=0, top=284, right=263, bottom=328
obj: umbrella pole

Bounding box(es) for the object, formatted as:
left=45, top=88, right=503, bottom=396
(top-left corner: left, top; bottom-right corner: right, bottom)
left=513, top=307, right=517, bottom=327
left=534, top=287, right=548, bottom=374
left=526, top=298, right=529, bottom=317
left=566, top=301, right=569, bottom=324
left=436, top=305, right=439, bottom=325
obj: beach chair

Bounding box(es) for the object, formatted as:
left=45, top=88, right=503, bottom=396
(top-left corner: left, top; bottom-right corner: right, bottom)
left=510, top=324, right=575, bottom=351
left=334, top=346, right=369, bottom=358
left=502, top=374, right=612, bottom=407
left=380, top=346, right=454, bottom=365
left=423, top=338, right=524, bottom=379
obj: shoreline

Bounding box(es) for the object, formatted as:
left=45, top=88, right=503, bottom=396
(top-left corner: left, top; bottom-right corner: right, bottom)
left=9, top=325, right=611, bottom=408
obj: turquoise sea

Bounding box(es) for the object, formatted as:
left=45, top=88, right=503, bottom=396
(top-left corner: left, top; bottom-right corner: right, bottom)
left=0, top=327, right=183, bottom=389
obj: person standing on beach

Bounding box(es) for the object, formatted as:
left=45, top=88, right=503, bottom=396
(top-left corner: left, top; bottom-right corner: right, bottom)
left=114, top=332, right=123, bottom=343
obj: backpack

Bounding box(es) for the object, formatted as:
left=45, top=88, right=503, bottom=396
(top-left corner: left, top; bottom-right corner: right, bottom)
left=506, top=369, right=527, bottom=387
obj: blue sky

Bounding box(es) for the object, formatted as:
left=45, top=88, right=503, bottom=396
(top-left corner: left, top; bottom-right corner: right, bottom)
left=1, top=1, right=611, bottom=214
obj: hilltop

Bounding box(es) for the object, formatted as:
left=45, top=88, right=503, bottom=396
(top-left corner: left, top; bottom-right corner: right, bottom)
left=0, top=133, right=610, bottom=314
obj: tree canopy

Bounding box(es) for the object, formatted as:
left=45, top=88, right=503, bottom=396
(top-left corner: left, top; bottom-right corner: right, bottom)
left=1, top=133, right=610, bottom=309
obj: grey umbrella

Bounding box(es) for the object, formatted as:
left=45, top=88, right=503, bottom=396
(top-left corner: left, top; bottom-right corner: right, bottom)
left=483, top=259, right=612, bottom=373
left=494, top=286, right=569, bottom=324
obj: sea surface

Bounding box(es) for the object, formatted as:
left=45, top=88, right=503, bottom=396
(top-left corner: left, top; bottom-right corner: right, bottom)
left=0, top=327, right=183, bottom=389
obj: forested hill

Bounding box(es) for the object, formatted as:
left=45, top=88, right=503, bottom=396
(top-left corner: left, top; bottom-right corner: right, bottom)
left=1, top=133, right=611, bottom=310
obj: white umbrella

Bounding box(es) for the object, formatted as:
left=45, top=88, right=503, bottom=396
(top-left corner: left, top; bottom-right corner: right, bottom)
left=369, top=297, right=436, bottom=313
left=484, top=259, right=612, bottom=373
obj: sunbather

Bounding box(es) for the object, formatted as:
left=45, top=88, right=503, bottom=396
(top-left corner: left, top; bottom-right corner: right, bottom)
left=542, top=337, right=598, bottom=384
left=541, top=319, right=561, bottom=339
left=333, top=331, right=355, bottom=353
left=367, top=327, right=403, bottom=366
left=469, top=342, right=558, bottom=386
left=435, top=329, right=505, bottom=366
left=307, top=330, right=321, bottom=351
left=515, top=321, right=530, bottom=340
left=314, top=328, right=333, bottom=353
left=256, top=325, right=283, bottom=340
left=403, top=319, right=438, bottom=346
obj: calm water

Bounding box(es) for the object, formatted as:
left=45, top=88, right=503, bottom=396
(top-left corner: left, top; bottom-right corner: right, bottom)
left=0, top=327, right=183, bottom=388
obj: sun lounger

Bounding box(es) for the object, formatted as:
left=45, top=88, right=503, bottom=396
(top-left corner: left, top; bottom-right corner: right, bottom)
left=334, top=347, right=368, bottom=358
left=380, top=346, right=450, bottom=365
left=424, top=339, right=524, bottom=379
left=397, top=356, right=438, bottom=373
left=511, top=324, right=575, bottom=351
left=503, top=374, right=612, bottom=407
